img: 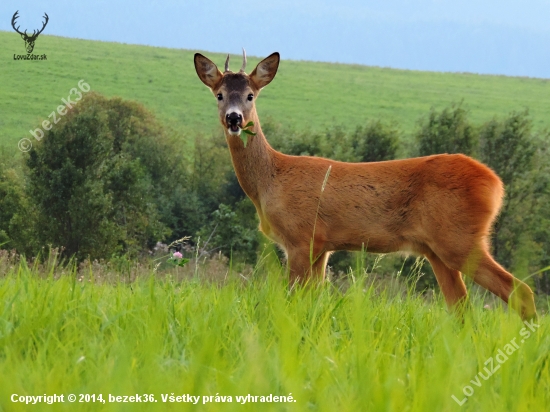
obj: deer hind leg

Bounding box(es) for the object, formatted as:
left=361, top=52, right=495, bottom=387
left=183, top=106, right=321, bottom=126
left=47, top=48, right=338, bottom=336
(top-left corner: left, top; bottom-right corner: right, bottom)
left=425, top=251, right=469, bottom=314
left=286, top=245, right=329, bottom=286
left=460, top=247, right=537, bottom=321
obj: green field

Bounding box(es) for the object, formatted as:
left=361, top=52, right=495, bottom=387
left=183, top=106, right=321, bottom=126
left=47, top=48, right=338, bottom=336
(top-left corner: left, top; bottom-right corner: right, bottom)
left=2, top=31, right=550, bottom=154
left=0, top=256, right=548, bottom=412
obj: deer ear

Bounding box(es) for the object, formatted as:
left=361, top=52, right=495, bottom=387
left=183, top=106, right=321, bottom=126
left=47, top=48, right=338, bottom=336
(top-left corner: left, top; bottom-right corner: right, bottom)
left=250, top=52, right=280, bottom=89
left=194, top=54, right=223, bottom=90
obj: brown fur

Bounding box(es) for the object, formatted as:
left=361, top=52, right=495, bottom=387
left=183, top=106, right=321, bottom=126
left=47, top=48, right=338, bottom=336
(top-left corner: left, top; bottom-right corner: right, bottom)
left=194, top=52, right=537, bottom=320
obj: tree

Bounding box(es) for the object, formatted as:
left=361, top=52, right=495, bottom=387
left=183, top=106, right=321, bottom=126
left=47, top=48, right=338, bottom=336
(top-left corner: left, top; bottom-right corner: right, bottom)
left=479, top=111, right=543, bottom=273
left=416, top=102, right=476, bottom=157
left=351, top=120, right=399, bottom=162
left=25, top=92, right=179, bottom=260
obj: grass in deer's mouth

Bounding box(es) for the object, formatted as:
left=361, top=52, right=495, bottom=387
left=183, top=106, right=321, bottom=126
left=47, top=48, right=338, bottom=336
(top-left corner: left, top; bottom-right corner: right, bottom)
left=240, top=121, right=256, bottom=147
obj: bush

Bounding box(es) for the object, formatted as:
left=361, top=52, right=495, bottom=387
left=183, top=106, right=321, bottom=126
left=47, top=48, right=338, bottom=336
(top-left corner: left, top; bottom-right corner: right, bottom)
left=25, top=92, right=182, bottom=260
left=416, top=102, right=476, bottom=157
left=197, top=201, right=260, bottom=263
left=350, top=120, right=399, bottom=162
left=267, top=119, right=400, bottom=164
left=479, top=111, right=550, bottom=277
left=268, top=124, right=344, bottom=160
left=0, top=165, right=37, bottom=255
left=479, top=111, right=536, bottom=188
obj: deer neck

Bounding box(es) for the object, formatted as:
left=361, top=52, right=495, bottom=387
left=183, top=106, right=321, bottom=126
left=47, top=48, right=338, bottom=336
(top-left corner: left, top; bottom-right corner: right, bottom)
left=224, top=112, right=275, bottom=204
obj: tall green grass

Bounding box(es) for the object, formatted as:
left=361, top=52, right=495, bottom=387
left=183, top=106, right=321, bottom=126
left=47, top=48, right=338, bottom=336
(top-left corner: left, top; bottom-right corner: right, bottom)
left=0, top=255, right=548, bottom=411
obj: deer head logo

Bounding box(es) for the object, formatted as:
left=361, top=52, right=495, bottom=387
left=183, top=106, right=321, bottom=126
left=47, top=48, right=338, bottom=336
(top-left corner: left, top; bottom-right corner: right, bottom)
left=11, top=10, right=49, bottom=54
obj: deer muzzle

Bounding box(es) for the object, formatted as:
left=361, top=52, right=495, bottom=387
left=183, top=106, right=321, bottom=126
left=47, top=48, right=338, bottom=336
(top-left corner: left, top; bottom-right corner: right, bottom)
left=226, top=112, right=243, bottom=135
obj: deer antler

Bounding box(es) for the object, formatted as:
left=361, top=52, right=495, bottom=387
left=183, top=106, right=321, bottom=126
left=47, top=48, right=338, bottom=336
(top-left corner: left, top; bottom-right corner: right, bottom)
left=223, top=50, right=246, bottom=73
left=240, top=48, right=247, bottom=72
left=11, top=11, right=25, bottom=36
left=11, top=11, right=49, bottom=39
left=224, top=54, right=230, bottom=72
left=30, top=13, right=49, bottom=38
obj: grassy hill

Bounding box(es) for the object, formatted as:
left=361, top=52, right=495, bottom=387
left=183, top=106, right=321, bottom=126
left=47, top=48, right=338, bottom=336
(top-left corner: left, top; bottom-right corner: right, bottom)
left=2, top=31, right=550, bottom=153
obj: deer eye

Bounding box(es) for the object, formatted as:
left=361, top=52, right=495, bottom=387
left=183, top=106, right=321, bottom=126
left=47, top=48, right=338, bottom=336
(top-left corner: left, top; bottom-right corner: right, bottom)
left=217, top=93, right=223, bottom=101
left=247, top=94, right=254, bottom=101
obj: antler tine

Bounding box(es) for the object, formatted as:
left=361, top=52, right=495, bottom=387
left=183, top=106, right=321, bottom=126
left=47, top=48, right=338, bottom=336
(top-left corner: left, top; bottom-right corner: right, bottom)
left=11, top=10, right=18, bottom=27
left=224, top=54, right=230, bottom=72
left=11, top=10, right=25, bottom=35
left=240, top=48, right=247, bottom=72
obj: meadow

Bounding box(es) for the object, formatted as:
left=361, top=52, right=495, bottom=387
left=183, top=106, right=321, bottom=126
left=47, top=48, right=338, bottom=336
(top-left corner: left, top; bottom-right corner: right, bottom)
left=2, top=30, right=550, bottom=154
left=0, top=252, right=549, bottom=412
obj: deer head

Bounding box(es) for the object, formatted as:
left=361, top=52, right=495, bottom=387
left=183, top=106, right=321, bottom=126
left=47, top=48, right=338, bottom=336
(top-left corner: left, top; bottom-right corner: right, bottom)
left=12, top=11, right=49, bottom=54
left=194, top=49, right=280, bottom=137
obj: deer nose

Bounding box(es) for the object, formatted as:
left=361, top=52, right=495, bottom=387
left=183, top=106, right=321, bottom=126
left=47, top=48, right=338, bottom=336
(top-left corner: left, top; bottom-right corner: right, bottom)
left=226, top=112, right=242, bottom=126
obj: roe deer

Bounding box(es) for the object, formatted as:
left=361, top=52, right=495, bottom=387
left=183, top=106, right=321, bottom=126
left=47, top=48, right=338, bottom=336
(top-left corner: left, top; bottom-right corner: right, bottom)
left=194, top=50, right=537, bottom=320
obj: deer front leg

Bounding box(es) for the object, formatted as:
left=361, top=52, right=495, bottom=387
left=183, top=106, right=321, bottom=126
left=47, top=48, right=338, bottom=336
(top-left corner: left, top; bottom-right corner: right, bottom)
left=287, top=244, right=330, bottom=286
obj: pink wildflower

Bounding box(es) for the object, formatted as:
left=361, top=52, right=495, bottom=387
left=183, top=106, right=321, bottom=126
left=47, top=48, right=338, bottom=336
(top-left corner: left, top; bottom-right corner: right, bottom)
left=173, top=251, right=183, bottom=259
